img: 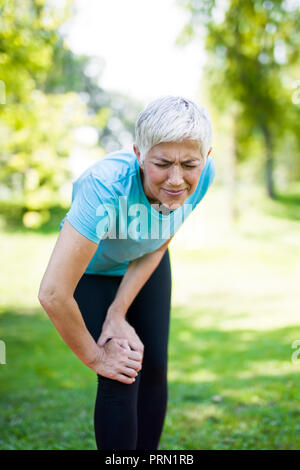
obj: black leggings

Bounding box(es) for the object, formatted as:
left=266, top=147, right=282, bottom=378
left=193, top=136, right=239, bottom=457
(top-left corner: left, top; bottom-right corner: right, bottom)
left=73, top=248, right=172, bottom=450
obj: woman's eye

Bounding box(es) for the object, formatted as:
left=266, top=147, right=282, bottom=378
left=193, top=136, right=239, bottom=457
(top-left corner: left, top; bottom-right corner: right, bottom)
left=155, top=163, right=196, bottom=168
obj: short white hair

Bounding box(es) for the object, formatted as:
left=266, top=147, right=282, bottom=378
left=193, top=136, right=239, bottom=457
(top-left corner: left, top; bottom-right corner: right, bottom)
left=135, top=95, right=213, bottom=163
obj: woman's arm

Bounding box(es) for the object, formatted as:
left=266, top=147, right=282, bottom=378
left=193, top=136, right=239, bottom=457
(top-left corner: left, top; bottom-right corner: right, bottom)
left=106, top=235, right=174, bottom=321
left=38, top=219, right=143, bottom=380
left=38, top=220, right=101, bottom=367
left=96, top=234, right=174, bottom=349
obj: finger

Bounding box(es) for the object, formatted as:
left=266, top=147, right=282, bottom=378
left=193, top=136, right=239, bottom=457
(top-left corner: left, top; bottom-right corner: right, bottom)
left=97, top=336, right=108, bottom=347
left=128, top=341, right=143, bottom=353
left=128, top=350, right=143, bottom=362
left=126, top=358, right=142, bottom=371
left=115, top=374, right=136, bottom=385
left=118, top=339, right=131, bottom=350
left=121, top=366, right=139, bottom=378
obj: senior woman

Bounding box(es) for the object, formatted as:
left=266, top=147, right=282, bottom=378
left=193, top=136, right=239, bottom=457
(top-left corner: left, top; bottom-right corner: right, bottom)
left=38, top=95, right=215, bottom=450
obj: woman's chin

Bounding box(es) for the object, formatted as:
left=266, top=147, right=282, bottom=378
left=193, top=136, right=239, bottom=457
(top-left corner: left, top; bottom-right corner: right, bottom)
left=160, top=199, right=183, bottom=210
left=159, top=194, right=187, bottom=209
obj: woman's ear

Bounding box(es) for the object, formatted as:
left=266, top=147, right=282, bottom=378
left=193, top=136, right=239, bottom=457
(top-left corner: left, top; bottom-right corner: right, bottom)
left=133, top=144, right=144, bottom=168
left=133, top=144, right=139, bottom=156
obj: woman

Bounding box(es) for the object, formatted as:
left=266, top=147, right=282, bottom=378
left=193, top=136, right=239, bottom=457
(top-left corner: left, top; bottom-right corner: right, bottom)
left=38, top=95, right=215, bottom=450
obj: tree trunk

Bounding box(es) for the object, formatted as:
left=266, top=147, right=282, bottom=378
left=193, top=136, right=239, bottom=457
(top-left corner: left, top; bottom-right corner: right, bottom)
left=227, top=110, right=239, bottom=227
left=262, top=124, right=276, bottom=199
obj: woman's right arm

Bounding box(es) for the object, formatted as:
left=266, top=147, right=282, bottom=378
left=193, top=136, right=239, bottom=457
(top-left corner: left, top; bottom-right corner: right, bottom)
left=38, top=219, right=142, bottom=384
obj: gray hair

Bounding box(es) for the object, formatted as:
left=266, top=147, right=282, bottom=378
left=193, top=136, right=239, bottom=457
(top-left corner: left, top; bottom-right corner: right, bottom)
left=134, top=95, right=213, bottom=163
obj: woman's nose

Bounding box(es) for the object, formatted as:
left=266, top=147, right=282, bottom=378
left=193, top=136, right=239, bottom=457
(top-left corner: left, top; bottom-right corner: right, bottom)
left=167, top=166, right=185, bottom=186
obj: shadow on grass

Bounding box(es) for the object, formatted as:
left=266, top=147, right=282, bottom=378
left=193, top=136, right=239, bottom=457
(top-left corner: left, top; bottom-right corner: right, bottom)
left=1, top=306, right=300, bottom=449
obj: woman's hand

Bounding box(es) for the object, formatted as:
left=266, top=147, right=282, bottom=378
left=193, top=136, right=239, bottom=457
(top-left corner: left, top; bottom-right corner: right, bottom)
left=97, top=314, right=144, bottom=359
left=87, top=337, right=142, bottom=384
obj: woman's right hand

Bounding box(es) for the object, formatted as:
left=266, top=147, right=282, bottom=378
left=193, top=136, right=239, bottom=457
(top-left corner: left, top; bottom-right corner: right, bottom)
left=87, top=337, right=143, bottom=384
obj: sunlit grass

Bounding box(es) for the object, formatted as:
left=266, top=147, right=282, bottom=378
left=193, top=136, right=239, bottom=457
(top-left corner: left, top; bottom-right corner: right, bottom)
left=1, top=185, right=300, bottom=449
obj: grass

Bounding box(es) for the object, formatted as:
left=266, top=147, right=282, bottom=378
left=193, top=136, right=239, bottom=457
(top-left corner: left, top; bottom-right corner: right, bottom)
left=1, top=185, right=300, bottom=449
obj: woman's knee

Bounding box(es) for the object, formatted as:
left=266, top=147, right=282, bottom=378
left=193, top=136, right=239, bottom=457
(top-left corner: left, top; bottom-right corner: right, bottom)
left=96, top=373, right=139, bottom=399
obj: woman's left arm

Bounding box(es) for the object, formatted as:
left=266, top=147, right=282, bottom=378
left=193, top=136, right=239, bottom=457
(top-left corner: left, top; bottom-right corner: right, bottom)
left=111, top=234, right=174, bottom=317
left=97, top=235, right=174, bottom=350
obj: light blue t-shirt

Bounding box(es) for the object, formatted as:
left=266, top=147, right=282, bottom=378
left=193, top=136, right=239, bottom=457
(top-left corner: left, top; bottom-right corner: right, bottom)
left=59, top=148, right=216, bottom=276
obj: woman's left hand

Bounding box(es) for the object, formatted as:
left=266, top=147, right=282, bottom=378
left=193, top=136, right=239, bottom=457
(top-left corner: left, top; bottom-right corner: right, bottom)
left=97, top=313, right=144, bottom=360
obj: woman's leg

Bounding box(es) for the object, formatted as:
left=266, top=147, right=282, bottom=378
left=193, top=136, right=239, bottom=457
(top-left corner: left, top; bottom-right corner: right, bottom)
left=127, top=248, right=172, bottom=450
left=73, top=248, right=172, bottom=450
left=73, top=272, right=140, bottom=450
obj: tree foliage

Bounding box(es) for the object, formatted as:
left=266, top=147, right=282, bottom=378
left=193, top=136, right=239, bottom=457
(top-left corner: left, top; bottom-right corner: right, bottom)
left=0, top=0, right=142, bottom=228
left=176, top=0, right=300, bottom=196
left=0, top=0, right=78, bottom=226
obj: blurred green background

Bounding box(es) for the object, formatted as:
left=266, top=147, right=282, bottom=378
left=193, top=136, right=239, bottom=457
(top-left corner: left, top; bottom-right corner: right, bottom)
left=1, top=0, right=300, bottom=450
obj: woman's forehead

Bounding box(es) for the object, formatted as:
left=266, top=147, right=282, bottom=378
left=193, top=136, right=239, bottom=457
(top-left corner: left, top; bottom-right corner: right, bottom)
left=148, top=140, right=202, bottom=158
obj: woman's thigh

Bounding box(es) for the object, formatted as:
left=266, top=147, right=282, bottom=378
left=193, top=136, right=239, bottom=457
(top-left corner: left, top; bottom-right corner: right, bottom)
left=73, top=272, right=122, bottom=343
left=73, top=248, right=172, bottom=366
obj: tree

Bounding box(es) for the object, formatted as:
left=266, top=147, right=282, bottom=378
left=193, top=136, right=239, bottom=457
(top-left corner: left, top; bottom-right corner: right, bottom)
left=0, top=0, right=142, bottom=228
left=176, top=0, right=300, bottom=198
left=0, top=0, right=77, bottom=226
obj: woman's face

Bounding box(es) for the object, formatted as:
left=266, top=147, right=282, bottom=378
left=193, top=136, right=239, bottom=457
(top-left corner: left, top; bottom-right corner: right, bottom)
left=133, top=139, right=211, bottom=210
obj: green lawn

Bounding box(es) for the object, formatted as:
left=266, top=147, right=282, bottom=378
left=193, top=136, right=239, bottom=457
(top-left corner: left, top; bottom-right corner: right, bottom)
left=1, top=186, right=300, bottom=450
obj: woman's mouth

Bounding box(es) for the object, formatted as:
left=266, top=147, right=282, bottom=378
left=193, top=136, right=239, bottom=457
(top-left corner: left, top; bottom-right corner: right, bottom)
left=162, top=188, right=186, bottom=196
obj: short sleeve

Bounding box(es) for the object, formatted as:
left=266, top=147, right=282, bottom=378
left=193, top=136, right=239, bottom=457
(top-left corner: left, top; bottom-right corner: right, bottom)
left=65, top=173, right=111, bottom=244
left=192, top=157, right=216, bottom=208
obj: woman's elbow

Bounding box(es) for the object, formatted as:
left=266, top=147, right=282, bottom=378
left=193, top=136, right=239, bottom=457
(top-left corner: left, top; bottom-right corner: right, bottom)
left=38, top=284, right=65, bottom=316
